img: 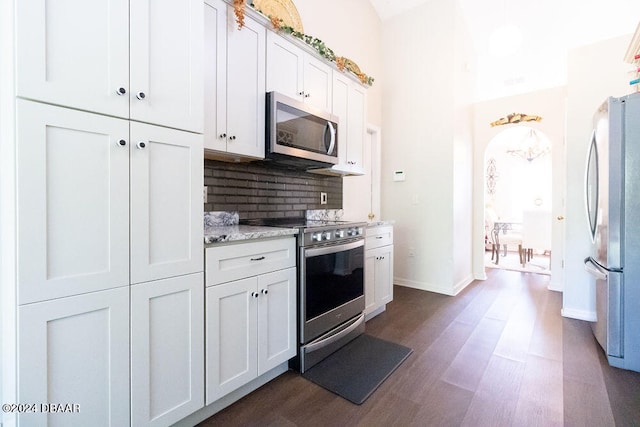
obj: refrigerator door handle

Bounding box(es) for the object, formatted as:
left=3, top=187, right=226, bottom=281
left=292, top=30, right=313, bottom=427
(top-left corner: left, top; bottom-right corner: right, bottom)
left=584, top=257, right=607, bottom=281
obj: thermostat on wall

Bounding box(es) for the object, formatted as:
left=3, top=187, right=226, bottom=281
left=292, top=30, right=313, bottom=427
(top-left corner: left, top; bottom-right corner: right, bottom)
left=393, top=170, right=406, bottom=182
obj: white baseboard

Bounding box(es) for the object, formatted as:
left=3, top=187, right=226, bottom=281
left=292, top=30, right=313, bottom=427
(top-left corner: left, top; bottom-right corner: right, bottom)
left=561, top=307, right=596, bottom=322
left=394, top=277, right=457, bottom=296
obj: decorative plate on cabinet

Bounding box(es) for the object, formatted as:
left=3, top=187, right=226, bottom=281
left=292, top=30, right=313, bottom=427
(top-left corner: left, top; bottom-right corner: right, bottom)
left=252, top=0, right=304, bottom=33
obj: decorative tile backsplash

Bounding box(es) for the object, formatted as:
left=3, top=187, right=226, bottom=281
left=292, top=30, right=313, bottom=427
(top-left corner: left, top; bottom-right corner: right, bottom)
left=204, top=159, right=342, bottom=219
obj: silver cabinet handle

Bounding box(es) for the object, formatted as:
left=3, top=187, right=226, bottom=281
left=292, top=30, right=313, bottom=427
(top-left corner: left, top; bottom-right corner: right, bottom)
left=219, top=133, right=226, bottom=139
left=251, top=292, right=259, bottom=298
left=136, top=91, right=146, bottom=100
left=250, top=256, right=265, bottom=261
left=229, top=135, right=236, bottom=141
left=261, top=289, right=268, bottom=295
left=298, top=91, right=304, bottom=96
left=117, top=139, right=127, bottom=147
left=376, top=236, right=383, bottom=239
left=116, top=87, right=127, bottom=96
left=304, top=93, right=310, bottom=98
left=136, top=141, right=146, bottom=150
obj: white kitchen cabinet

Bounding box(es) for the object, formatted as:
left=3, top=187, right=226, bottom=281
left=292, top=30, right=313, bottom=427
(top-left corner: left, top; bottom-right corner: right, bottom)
left=131, top=273, right=204, bottom=427
left=331, top=71, right=367, bottom=175
left=266, top=31, right=332, bottom=112
left=129, top=121, right=204, bottom=285
left=365, top=226, right=394, bottom=318
left=17, top=101, right=203, bottom=303
left=205, top=238, right=296, bottom=405
left=16, top=0, right=203, bottom=134
left=204, top=0, right=265, bottom=159
left=18, top=287, right=130, bottom=427
left=16, top=100, right=130, bottom=305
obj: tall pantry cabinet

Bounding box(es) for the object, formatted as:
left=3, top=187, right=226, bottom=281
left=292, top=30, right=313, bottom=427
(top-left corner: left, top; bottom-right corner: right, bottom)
left=12, top=0, right=204, bottom=426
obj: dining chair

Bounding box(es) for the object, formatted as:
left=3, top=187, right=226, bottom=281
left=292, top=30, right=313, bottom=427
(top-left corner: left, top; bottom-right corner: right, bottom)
left=521, top=209, right=552, bottom=267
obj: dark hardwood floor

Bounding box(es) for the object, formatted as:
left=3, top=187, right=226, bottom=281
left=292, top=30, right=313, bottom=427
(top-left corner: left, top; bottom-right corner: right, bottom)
left=199, top=269, right=640, bottom=426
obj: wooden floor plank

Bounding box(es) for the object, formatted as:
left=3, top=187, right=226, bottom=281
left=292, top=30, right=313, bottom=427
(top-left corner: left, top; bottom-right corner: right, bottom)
left=513, top=354, right=564, bottom=426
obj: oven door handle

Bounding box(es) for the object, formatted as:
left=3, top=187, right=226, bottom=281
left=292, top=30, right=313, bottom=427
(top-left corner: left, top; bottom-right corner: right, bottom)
left=304, top=313, right=365, bottom=353
left=304, top=239, right=364, bottom=258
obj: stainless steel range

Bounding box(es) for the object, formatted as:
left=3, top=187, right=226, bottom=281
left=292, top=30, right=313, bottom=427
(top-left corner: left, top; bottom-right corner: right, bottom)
left=242, top=217, right=366, bottom=372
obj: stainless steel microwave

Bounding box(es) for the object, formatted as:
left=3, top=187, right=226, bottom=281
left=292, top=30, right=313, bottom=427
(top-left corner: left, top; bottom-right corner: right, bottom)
left=266, top=91, right=339, bottom=168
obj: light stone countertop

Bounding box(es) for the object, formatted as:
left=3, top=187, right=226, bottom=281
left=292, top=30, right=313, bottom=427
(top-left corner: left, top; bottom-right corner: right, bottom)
left=204, top=225, right=298, bottom=245
left=366, top=220, right=395, bottom=227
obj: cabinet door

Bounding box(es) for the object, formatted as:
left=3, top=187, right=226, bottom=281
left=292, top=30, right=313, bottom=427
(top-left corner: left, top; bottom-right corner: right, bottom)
left=17, top=100, right=130, bottom=304
left=15, top=0, right=129, bottom=118
left=257, top=267, right=297, bottom=375
left=204, top=0, right=228, bottom=153
left=131, top=273, right=204, bottom=427
left=130, top=0, right=204, bottom=133
left=266, top=31, right=304, bottom=101
left=226, top=11, right=266, bottom=158
left=364, top=249, right=377, bottom=315
left=375, top=245, right=394, bottom=306
left=303, top=55, right=332, bottom=112
left=332, top=72, right=350, bottom=169
left=130, top=122, right=203, bottom=284
left=206, top=277, right=258, bottom=405
left=18, top=287, right=130, bottom=427
left=346, top=83, right=366, bottom=174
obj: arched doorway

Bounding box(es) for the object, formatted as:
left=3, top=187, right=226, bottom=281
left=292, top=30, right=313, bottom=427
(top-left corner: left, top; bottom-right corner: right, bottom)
left=484, top=126, right=552, bottom=274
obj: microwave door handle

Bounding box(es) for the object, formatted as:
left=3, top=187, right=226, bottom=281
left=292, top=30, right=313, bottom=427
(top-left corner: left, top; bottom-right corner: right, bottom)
left=325, top=121, right=336, bottom=155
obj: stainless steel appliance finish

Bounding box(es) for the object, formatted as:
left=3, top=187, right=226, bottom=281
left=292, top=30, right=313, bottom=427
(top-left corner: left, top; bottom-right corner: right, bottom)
left=584, top=91, right=640, bottom=372
left=297, top=220, right=366, bottom=372
left=266, top=91, right=339, bottom=169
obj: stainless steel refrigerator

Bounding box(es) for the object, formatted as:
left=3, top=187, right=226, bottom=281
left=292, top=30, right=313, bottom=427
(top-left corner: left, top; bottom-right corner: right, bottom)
left=584, top=91, right=640, bottom=372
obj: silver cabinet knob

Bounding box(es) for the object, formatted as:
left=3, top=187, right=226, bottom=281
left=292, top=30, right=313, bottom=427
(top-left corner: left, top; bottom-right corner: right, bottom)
left=136, top=141, right=146, bottom=149
left=229, top=136, right=236, bottom=141
left=261, top=289, right=268, bottom=295
left=117, top=139, right=127, bottom=147
left=136, top=91, right=146, bottom=100
left=251, top=292, right=259, bottom=298
left=116, top=87, right=127, bottom=96
left=219, top=133, right=226, bottom=139
left=304, top=93, right=310, bottom=98
left=298, top=91, right=304, bottom=96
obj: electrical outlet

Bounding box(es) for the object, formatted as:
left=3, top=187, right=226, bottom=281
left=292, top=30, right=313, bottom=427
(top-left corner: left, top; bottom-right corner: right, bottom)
left=320, top=192, right=328, bottom=205
left=203, top=186, right=208, bottom=203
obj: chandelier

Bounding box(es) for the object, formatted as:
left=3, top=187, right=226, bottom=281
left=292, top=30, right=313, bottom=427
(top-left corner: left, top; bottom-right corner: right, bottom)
left=506, top=128, right=550, bottom=162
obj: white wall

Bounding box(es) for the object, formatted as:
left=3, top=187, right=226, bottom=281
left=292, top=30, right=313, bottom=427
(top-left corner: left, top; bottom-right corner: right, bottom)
left=563, top=35, right=633, bottom=320
left=380, top=0, right=474, bottom=295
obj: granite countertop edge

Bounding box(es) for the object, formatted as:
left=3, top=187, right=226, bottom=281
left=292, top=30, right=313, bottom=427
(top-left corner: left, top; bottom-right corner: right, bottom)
left=366, top=220, right=395, bottom=227
left=204, top=225, right=299, bottom=245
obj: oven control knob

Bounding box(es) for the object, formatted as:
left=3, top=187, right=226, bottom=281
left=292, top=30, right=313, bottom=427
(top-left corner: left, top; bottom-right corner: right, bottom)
left=335, top=230, right=345, bottom=238
left=312, top=232, right=322, bottom=242
left=322, top=231, right=331, bottom=241
left=347, top=228, right=357, bottom=236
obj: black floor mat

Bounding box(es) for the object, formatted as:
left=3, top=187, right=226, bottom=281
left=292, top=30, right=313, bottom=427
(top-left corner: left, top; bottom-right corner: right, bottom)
left=302, top=334, right=413, bottom=405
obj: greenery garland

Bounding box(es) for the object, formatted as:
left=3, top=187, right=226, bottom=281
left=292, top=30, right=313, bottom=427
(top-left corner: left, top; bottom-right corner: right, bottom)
left=232, top=1, right=374, bottom=86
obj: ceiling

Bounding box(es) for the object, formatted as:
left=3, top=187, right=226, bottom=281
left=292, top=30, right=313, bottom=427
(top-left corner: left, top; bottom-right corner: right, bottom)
left=368, top=0, right=640, bottom=100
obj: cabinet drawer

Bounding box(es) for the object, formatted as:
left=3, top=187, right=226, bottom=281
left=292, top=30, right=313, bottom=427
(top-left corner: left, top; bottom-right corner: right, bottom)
left=365, top=226, right=393, bottom=250
left=206, top=237, right=296, bottom=286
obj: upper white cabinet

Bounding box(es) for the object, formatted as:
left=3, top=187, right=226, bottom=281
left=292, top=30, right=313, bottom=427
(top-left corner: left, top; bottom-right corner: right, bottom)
left=266, top=31, right=332, bottom=112
left=130, top=122, right=204, bottom=285
left=16, top=0, right=203, bottom=134
left=331, top=71, right=367, bottom=175
left=204, top=0, right=265, bottom=158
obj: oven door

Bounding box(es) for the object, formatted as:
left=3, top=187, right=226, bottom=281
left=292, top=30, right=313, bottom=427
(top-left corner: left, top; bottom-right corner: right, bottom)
left=300, top=239, right=364, bottom=343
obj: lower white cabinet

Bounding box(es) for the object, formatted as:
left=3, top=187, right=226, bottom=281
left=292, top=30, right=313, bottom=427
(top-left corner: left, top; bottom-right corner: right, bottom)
left=365, top=226, right=394, bottom=318
left=205, top=260, right=296, bottom=405
left=18, top=287, right=130, bottom=427
left=131, top=273, right=204, bottom=427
